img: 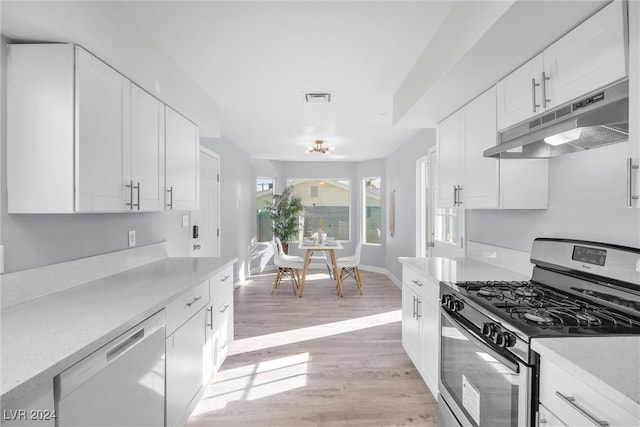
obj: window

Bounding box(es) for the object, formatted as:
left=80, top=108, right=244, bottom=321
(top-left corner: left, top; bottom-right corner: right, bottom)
left=287, top=178, right=350, bottom=241
left=256, top=178, right=275, bottom=242
left=363, top=177, right=381, bottom=244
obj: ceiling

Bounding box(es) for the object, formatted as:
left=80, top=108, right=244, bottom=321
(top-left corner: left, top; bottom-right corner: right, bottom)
left=1, top=1, right=609, bottom=162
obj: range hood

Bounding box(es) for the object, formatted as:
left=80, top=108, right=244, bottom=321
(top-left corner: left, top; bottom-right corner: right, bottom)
left=484, top=80, right=629, bottom=159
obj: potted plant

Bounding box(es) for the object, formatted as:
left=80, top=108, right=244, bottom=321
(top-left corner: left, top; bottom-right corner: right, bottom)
left=265, top=185, right=305, bottom=253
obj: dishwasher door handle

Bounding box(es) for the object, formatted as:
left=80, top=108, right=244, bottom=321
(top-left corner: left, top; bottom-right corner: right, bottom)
left=106, top=328, right=145, bottom=362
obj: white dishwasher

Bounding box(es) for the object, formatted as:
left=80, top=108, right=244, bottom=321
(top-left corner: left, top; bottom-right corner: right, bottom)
left=55, top=310, right=166, bottom=426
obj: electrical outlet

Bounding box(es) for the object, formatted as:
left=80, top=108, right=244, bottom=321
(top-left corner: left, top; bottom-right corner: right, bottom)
left=128, top=230, right=136, bottom=248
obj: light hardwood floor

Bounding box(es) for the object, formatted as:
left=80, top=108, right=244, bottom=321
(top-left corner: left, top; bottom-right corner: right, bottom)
left=186, top=269, right=438, bottom=426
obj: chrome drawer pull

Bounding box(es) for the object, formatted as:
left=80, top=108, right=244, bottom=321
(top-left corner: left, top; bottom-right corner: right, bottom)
left=219, top=304, right=230, bottom=313
left=207, top=307, right=213, bottom=330
left=555, top=391, right=609, bottom=427
left=532, top=78, right=541, bottom=112
left=221, top=275, right=231, bottom=282
left=186, top=296, right=202, bottom=307
left=411, top=279, right=423, bottom=287
left=627, top=158, right=639, bottom=207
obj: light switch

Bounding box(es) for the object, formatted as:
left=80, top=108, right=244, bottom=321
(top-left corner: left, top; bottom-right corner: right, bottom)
left=182, top=214, right=189, bottom=227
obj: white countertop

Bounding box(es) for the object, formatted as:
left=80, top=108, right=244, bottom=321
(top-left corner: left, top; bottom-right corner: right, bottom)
left=1, top=256, right=236, bottom=405
left=398, top=256, right=530, bottom=283
left=532, top=336, right=640, bottom=417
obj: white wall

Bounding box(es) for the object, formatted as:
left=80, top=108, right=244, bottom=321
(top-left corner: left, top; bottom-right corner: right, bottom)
left=385, top=129, right=436, bottom=281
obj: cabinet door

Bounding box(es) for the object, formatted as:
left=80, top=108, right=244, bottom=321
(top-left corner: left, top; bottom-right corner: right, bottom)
left=401, top=284, right=421, bottom=365
left=628, top=0, right=640, bottom=209
left=544, top=0, right=627, bottom=110
left=7, top=44, right=75, bottom=213
left=75, top=47, right=130, bottom=212
left=165, top=107, right=200, bottom=211
left=419, top=298, right=439, bottom=400
left=436, top=111, right=462, bottom=208
left=462, top=87, right=499, bottom=208
left=165, top=309, right=206, bottom=427
left=130, top=84, right=165, bottom=212
left=496, top=54, right=544, bottom=131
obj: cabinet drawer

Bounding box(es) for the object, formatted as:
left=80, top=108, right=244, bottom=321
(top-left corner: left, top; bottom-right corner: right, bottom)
left=539, top=358, right=638, bottom=427
left=402, top=267, right=438, bottom=305
left=166, top=280, right=209, bottom=336
left=210, top=266, right=233, bottom=310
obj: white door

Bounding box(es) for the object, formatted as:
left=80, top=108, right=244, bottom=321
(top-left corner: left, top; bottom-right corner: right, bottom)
left=429, top=146, right=465, bottom=258
left=191, top=148, right=220, bottom=257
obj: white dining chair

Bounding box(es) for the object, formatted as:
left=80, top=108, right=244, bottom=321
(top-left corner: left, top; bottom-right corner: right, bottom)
left=309, top=232, right=334, bottom=278
left=336, top=241, right=363, bottom=295
left=271, top=238, right=304, bottom=295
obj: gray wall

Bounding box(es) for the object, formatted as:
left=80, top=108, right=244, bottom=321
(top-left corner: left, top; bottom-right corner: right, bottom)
left=385, top=129, right=436, bottom=280
left=201, top=136, right=253, bottom=283
left=467, top=141, right=640, bottom=251
left=0, top=37, right=190, bottom=273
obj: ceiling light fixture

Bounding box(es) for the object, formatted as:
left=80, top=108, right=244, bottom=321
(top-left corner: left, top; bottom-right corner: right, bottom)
left=306, top=140, right=333, bottom=154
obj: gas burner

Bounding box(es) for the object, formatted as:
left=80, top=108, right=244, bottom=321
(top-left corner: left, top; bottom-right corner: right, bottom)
left=519, top=309, right=559, bottom=327
left=574, top=311, right=602, bottom=326
left=477, top=287, right=504, bottom=299
left=513, top=287, right=541, bottom=298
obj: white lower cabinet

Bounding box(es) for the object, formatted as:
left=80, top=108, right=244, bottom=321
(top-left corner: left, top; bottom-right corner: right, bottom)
left=538, top=357, right=639, bottom=427
left=401, top=266, right=439, bottom=399
left=1, top=382, right=55, bottom=427
left=206, top=266, right=234, bottom=377
left=165, top=307, right=208, bottom=427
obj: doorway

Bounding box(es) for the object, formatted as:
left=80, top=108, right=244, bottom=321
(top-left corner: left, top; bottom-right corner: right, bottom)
left=191, top=147, right=220, bottom=257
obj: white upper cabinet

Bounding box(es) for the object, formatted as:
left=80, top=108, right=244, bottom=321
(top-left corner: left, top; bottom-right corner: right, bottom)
left=437, top=87, right=499, bottom=209
left=462, top=87, right=500, bottom=208
left=497, top=0, right=627, bottom=131
left=129, top=84, right=166, bottom=212
left=438, top=87, right=548, bottom=209
left=75, top=47, right=130, bottom=212
left=7, top=44, right=75, bottom=213
left=7, top=43, right=199, bottom=214
left=436, top=110, right=462, bottom=208
left=165, top=107, right=200, bottom=211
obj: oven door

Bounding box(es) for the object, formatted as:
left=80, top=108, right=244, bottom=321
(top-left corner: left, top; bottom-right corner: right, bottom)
left=439, top=310, right=534, bottom=427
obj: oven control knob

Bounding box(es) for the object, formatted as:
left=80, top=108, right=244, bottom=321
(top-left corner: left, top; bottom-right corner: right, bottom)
left=495, top=332, right=516, bottom=348
left=441, top=294, right=452, bottom=307
left=447, top=299, right=463, bottom=312
left=482, top=323, right=496, bottom=338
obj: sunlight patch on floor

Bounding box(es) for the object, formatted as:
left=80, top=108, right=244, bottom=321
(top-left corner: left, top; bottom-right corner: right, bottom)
left=190, top=352, right=310, bottom=414
left=230, top=309, right=402, bottom=356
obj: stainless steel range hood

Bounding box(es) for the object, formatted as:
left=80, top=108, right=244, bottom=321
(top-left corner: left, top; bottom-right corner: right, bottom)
left=484, top=80, right=629, bottom=159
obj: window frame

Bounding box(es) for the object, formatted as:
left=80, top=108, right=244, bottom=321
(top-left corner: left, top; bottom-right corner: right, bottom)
left=256, top=176, right=276, bottom=243
left=362, top=176, right=382, bottom=246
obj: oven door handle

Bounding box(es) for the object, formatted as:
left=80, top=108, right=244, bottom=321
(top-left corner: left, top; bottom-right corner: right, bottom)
left=441, top=309, right=520, bottom=373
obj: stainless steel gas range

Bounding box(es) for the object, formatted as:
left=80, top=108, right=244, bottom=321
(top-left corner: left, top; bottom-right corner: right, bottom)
left=438, top=238, right=640, bottom=427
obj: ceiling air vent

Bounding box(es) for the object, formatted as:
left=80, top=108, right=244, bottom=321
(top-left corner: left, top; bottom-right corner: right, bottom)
left=305, top=92, right=332, bottom=103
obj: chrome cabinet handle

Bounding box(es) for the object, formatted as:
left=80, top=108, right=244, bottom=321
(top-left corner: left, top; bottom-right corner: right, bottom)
left=532, top=78, right=541, bottom=112
left=207, top=306, right=213, bottom=330
left=126, top=181, right=134, bottom=209
left=411, top=279, right=423, bottom=287
left=166, top=186, right=173, bottom=209
left=221, top=275, right=231, bottom=282
left=453, top=185, right=458, bottom=206
left=456, top=185, right=463, bottom=206
left=555, top=391, right=609, bottom=427
left=219, top=304, right=230, bottom=313
left=134, top=182, right=140, bottom=210
left=541, top=72, right=551, bottom=108
left=186, top=296, right=202, bottom=307
left=627, top=158, right=639, bottom=207
left=415, top=299, right=422, bottom=319
left=412, top=296, right=417, bottom=318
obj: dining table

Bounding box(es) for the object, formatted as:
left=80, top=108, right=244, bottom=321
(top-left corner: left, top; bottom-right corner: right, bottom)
left=297, top=240, right=344, bottom=297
